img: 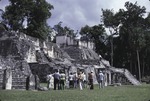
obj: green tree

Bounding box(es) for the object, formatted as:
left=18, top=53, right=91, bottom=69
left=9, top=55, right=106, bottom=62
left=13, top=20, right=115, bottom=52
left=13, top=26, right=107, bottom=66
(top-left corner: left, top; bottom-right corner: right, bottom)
left=141, top=13, right=150, bottom=76
left=80, top=24, right=107, bottom=57
left=101, top=9, right=120, bottom=66
left=2, top=0, right=53, bottom=39
left=117, top=2, right=147, bottom=81
left=54, top=22, right=77, bottom=37
left=63, top=26, right=77, bottom=38
left=53, top=22, right=64, bottom=35
left=0, top=9, right=4, bottom=21
left=80, top=25, right=91, bottom=37
left=101, top=1, right=149, bottom=81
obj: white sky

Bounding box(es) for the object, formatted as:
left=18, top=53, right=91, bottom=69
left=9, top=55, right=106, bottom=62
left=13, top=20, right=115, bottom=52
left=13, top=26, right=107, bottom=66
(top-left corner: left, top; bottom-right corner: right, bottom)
left=0, top=0, right=150, bottom=32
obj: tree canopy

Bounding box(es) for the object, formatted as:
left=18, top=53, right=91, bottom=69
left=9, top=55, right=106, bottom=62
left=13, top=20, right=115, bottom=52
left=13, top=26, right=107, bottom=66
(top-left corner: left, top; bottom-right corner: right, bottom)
left=101, top=1, right=150, bottom=80
left=53, top=22, right=78, bottom=38
left=2, top=0, right=53, bottom=40
left=79, top=1, right=150, bottom=80
left=80, top=24, right=108, bottom=57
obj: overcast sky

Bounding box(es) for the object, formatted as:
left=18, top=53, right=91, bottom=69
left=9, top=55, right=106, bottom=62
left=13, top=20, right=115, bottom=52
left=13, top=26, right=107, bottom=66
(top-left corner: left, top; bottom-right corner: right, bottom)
left=0, top=0, right=150, bottom=32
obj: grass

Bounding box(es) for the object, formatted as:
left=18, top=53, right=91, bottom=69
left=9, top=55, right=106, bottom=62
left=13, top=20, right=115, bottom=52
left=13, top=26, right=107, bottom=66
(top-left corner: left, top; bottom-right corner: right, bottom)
left=0, top=84, right=150, bottom=101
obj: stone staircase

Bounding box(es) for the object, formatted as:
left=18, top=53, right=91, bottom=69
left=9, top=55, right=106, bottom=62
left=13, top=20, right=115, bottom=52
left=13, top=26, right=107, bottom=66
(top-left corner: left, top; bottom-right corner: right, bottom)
left=101, top=59, right=141, bottom=85
left=0, top=70, right=4, bottom=89
left=63, top=46, right=100, bottom=65
left=0, top=69, right=26, bottom=89
left=108, top=67, right=141, bottom=85
left=124, top=69, right=141, bottom=85
left=11, top=70, right=26, bottom=89
left=63, top=46, right=82, bottom=60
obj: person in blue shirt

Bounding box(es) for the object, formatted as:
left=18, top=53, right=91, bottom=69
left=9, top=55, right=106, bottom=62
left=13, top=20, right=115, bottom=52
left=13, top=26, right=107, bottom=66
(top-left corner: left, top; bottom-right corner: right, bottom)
left=53, top=70, right=60, bottom=90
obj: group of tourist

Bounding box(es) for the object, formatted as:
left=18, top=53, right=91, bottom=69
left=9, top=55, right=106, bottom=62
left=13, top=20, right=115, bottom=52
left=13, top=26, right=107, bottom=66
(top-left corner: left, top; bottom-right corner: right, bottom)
left=47, top=70, right=66, bottom=90
left=46, top=70, right=105, bottom=90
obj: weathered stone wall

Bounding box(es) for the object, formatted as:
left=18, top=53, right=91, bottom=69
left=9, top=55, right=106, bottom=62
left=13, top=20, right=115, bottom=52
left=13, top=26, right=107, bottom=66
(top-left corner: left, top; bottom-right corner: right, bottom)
left=0, top=26, right=74, bottom=88
left=0, top=24, right=111, bottom=88
left=0, top=29, right=36, bottom=89
left=0, top=70, right=4, bottom=89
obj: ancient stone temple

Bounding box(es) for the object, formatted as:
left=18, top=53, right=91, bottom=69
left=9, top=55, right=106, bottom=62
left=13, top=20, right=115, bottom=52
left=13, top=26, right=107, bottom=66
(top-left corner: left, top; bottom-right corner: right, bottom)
left=0, top=24, right=74, bottom=90
left=56, top=34, right=112, bottom=85
left=0, top=23, right=141, bottom=90
left=0, top=30, right=35, bottom=90
left=56, top=34, right=141, bottom=86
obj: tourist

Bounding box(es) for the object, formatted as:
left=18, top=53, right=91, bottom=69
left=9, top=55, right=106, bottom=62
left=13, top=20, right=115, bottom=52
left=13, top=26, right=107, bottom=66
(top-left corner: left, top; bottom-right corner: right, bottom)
left=73, top=72, right=78, bottom=88
left=82, top=72, right=87, bottom=88
left=88, top=71, right=94, bottom=90
left=78, top=72, right=83, bottom=90
left=98, top=71, right=104, bottom=88
left=53, top=70, right=60, bottom=90
left=69, top=72, right=74, bottom=88
left=46, top=73, right=53, bottom=90
left=60, top=71, right=66, bottom=90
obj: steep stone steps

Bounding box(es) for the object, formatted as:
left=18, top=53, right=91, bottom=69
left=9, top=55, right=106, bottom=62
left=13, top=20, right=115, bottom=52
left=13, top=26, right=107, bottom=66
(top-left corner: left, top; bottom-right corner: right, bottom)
left=11, top=70, right=26, bottom=89
left=108, top=67, right=141, bottom=85
left=0, top=70, right=4, bottom=89
left=63, top=46, right=82, bottom=60
left=101, top=59, right=141, bottom=85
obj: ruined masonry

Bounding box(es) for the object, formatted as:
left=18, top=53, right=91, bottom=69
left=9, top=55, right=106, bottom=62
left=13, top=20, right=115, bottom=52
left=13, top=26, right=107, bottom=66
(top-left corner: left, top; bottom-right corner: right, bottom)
left=0, top=26, right=72, bottom=90
left=0, top=24, right=141, bottom=90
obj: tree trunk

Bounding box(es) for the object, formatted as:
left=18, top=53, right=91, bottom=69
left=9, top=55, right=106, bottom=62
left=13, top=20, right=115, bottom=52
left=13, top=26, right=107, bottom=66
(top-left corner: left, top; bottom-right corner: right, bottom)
left=134, top=62, right=137, bottom=76
left=142, top=59, right=145, bottom=78
left=130, top=59, right=132, bottom=73
left=111, top=36, right=113, bottom=66
left=136, top=50, right=141, bottom=82
left=109, top=28, right=113, bottom=66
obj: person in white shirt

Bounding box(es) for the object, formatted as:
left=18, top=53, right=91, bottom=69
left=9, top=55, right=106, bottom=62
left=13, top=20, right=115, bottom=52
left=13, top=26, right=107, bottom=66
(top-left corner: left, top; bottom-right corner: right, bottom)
left=69, top=73, right=74, bottom=88
left=47, top=73, right=54, bottom=90
left=98, top=71, right=104, bottom=88
left=82, top=72, right=87, bottom=88
left=78, top=72, right=84, bottom=90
